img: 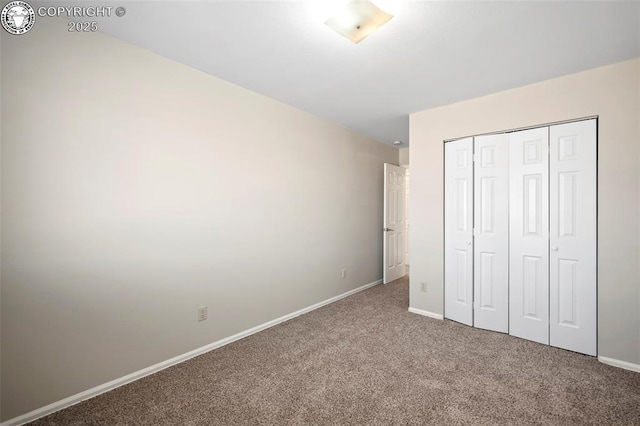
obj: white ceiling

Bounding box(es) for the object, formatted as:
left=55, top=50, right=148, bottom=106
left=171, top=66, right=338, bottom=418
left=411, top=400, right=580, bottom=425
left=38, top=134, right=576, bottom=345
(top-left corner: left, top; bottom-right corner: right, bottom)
left=55, top=1, right=640, bottom=146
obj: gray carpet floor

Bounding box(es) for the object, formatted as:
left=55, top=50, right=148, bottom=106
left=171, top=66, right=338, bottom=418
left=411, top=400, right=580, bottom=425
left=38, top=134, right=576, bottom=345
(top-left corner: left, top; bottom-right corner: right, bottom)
left=31, top=275, right=640, bottom=425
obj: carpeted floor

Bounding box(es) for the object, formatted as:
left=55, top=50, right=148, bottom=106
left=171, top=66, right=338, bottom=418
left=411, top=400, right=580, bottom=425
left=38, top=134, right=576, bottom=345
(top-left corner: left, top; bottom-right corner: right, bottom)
left=31, top=275, right=640, bottom=425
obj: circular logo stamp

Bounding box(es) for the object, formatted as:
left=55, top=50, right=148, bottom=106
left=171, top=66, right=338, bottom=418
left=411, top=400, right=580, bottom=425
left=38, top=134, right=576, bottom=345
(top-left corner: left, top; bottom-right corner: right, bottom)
left=1, top=1, right=35, bottom=35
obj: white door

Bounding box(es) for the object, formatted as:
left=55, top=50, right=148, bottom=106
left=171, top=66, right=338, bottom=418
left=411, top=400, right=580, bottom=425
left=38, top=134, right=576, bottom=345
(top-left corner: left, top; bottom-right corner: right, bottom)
left=405, top=168, right=410, bottom=266
left=445, top=137, right=474, bottom=326
left=509, top=127, right=550, bottom=344
left=549, top=119, right=597, bottom=356
left=383, top=163, right=406, bottom=284
left=473, top=134, right=509, bottom=333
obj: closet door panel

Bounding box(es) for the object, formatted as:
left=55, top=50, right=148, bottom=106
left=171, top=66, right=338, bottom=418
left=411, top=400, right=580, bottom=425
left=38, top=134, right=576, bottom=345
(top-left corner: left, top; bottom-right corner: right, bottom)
left=509, top=127, right=550, bottom=344
left=445, top=138, right=474, bottom=326
left=473, top=134, right=509, bottom=333
left=549, top=119, right=597, bottom=356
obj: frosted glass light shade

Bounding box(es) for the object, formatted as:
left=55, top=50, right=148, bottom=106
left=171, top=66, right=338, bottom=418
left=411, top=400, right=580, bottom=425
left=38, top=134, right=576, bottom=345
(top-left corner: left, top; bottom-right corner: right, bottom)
left=324, top=0, right=393, bottom=43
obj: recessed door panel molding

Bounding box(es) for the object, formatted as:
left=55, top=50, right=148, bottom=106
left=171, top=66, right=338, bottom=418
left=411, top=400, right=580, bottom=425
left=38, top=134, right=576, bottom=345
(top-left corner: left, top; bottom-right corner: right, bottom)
left=523, top=174, right=542, bottom=236
left=456, top=179, right=469, bottom=232
left=549, top=119, right=597, bottom=356
left=445, top=137, right=473, bottom=326
left=479, top=252, right=496, bottom=309
left=396, top=232, right=404, bottom=268
left=456, top=249, right=469, bottom=302
left=557, top=258, right=578, bottom=326
left=473, top=134, right=509, bottom=333
left=387, top=234, right=396, bottom=268
left=523, top=255, right=543, bottom=319
left=479, top=177, right=495, bottom=233
left=389, top=189, right=396, bottom=224
left=509, top=127, right=550, bottom=345
left=383, top=163, right=406, bottom=284
left=558, top=172, right=578, bottom=237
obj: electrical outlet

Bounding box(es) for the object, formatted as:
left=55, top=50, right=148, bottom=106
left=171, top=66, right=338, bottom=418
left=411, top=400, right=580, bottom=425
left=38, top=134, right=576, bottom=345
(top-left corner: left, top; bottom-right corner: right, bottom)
left=341, top=269, right=347, bottom=278
left=197, top=306, right=208, bottom=322
left=420, top=282, right=427, bottom=292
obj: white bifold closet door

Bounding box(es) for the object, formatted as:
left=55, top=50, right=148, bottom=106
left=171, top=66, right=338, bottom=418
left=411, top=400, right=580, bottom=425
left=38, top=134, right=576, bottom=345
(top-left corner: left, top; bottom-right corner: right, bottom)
left=444, top=137, right=474, bottom=326
left=473, top=134, right=509, bottom=333
left=445, top=120, right=596, bottom=355
left=549, top=120, right=597, bottom=356
left=509, top=127, right=550, bottom=345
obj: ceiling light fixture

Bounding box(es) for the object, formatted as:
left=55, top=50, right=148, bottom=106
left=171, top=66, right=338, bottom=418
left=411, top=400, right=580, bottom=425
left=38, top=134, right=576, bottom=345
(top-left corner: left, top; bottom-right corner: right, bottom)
left=392, top=140, right=403, bottom=146
left=324, top=0, right=393, bottom=44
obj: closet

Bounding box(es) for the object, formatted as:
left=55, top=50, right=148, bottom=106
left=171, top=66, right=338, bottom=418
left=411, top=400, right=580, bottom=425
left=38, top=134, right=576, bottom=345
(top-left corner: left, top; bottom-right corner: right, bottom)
left=444, top=119, right=597, bottom=356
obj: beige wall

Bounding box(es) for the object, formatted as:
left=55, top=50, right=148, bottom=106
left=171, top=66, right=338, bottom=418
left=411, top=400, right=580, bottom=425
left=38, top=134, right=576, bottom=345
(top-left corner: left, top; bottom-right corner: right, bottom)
left=409, top=59, right=640, bottom=366
left=0, top=18, right=398, bottom=421
left=399, top=147, right=409, bottom=166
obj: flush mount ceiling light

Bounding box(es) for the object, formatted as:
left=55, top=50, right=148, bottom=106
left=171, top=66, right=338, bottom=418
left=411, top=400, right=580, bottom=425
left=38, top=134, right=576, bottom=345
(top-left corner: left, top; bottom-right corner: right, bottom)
left=392, top=140, right=403, bottom=146
left=324, top=0, right=393, bottom=43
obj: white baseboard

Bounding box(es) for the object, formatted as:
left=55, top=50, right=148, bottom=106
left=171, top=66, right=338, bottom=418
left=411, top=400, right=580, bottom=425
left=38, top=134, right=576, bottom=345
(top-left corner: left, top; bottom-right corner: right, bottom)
left=598, top=356, right=640, bottom=373
left=1, top=278, right=383, bottom=426
left=408, top=307, right=444, bottom=320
